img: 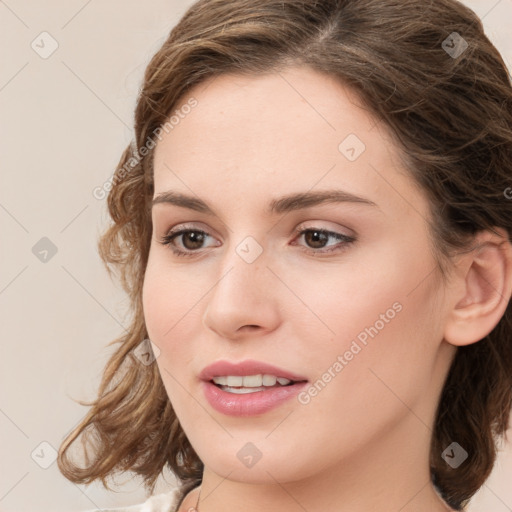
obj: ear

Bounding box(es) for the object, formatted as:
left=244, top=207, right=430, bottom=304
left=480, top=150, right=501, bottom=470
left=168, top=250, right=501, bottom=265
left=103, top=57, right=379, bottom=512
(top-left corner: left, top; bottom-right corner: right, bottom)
left=443, top=228, right=512, bottom=346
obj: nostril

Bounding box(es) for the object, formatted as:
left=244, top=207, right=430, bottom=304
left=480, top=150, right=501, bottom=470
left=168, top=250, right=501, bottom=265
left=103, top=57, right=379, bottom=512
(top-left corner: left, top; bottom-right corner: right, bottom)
left=240, top=325, right=260, bottom=331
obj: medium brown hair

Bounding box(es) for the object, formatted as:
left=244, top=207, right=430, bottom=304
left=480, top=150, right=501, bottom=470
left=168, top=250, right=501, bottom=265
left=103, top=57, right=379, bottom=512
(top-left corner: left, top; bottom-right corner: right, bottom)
left=58, top=0, right=512, bottom=509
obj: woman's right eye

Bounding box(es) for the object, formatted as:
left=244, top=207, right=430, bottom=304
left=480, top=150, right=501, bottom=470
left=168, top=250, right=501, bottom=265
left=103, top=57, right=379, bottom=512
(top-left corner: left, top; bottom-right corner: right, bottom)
left=158, top=227, right=218, bottom=258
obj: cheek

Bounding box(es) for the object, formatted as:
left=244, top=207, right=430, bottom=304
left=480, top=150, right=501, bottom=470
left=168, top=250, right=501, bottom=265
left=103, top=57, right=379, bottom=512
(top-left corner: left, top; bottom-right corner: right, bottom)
left=142, top=256, right=203, bottom=372
left=286, top=243, right=442, bottom=393
left=290, top=253, right=442, bottom=436
left=142, top=257, right=206, bottom=419
left=143, top=253, right=200, bottom=336
left=279, top=252, right=418, bottom=353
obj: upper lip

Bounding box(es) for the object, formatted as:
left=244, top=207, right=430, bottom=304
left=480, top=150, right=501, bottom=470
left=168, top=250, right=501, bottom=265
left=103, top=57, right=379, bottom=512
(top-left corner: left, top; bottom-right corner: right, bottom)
left=199, top=359, right=308, bottom=382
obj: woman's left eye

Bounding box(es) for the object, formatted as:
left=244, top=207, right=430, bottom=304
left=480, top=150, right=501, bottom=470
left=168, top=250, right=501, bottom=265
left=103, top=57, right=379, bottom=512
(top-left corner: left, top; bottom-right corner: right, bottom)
left=158, top=225, right=356, bottom=258
left=291, top=228, right=356, bottom=255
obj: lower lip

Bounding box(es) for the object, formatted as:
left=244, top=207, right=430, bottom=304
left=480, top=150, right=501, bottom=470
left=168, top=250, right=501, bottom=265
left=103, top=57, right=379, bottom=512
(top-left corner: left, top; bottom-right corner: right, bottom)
left=202, top=380, right=309, bottom=417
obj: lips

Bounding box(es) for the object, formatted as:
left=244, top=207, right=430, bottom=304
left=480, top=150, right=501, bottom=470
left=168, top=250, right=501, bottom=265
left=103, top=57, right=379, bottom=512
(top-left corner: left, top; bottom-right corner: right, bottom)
left=199, top=359, right=309, bottom=416
left=199, top=359, right=308, bottom=382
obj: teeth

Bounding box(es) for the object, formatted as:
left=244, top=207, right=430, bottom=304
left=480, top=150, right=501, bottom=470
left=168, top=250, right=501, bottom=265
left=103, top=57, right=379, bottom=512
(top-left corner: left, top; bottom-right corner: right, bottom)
left=221, top=386, right=266, bottom=394
left=212, top=374, right=294, bottom=388
left=262, top=374, right=276, bottom=386
left=243, top=375, right=262, bottom=387
left=226, top=376, right=243, bottom=386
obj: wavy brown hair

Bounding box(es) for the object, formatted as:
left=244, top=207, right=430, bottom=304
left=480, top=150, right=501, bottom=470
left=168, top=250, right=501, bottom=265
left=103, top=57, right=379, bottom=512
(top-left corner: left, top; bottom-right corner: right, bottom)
left=58, top=0, right=512, bottom=509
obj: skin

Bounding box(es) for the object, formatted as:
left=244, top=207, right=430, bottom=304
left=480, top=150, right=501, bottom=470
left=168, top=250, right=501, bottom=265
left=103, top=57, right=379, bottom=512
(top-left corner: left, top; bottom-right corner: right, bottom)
left=142, top=66, right=512, bottom=512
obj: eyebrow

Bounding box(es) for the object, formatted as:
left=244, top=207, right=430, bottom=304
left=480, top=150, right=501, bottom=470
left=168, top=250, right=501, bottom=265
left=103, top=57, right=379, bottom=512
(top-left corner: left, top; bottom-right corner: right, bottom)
left=151, top=189, right=378, bottom=215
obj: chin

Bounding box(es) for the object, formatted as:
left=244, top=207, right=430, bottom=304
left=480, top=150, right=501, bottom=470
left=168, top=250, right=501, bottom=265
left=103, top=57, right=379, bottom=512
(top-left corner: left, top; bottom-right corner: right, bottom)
left=193, top=437, right=325, bottom=484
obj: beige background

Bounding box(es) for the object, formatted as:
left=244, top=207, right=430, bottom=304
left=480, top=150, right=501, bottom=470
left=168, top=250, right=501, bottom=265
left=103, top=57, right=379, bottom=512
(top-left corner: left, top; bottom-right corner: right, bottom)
left=1, top=1, right=511, bottom=511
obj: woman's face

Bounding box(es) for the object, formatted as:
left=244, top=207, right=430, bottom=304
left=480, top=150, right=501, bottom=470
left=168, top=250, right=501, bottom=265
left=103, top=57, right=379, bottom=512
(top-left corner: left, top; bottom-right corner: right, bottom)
left=143, top=66, right=457, bottom=485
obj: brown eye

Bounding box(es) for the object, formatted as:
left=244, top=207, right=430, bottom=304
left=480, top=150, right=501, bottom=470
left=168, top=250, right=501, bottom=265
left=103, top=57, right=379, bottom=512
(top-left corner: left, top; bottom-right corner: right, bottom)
left=293, top=228, right=356, bottom=256
left=159, top=227, right=218, bottom=257
left=179, top=231, right=207, bottom=250
left=303, top=230, right=329, bottom=249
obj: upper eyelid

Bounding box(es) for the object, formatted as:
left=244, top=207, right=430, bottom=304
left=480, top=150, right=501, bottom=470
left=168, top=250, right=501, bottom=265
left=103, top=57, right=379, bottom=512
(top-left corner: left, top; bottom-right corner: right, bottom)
left=163, top=223, right=353, bottom=240
left=166, top=222, right=215, bottom=237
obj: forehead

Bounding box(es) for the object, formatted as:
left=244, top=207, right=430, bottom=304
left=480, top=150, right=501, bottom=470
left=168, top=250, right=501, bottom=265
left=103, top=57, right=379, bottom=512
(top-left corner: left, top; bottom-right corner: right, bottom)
left=155, top=66, right=379, bottom=161
left=152, top=66, right=426, bottom=219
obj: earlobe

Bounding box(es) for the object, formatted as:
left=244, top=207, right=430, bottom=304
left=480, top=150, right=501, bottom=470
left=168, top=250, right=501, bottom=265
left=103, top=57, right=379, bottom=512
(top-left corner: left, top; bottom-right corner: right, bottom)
left=444, top=228, right=512, bottom=347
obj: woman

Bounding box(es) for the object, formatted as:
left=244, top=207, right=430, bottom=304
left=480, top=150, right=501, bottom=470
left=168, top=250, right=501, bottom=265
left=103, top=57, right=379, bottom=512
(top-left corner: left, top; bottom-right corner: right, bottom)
left=58, top=0, right=512, bottom=511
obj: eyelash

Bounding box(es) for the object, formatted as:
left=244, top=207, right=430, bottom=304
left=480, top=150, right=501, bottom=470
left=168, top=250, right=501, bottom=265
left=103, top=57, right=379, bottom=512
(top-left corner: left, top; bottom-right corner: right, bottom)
left=158, top=224, right=356, bottom=258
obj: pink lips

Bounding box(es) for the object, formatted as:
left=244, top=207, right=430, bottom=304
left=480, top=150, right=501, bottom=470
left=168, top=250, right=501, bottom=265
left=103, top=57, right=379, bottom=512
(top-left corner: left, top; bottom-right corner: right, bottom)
left=199, top=359, right=308, bottom=417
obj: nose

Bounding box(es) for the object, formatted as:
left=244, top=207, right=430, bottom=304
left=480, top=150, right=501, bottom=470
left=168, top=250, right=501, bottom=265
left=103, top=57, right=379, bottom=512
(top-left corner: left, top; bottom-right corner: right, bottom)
left=202, top=243, right=281, bottom=341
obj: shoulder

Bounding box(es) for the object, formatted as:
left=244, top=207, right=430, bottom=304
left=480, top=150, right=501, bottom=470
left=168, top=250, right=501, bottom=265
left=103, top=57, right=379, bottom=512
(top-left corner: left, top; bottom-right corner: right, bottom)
left=83, top=487, right=182, bottom=512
